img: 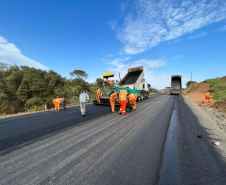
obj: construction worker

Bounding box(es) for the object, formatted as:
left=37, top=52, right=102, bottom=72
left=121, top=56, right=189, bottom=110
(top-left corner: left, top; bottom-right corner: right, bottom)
left=128, top=93, right=137, bottom=111
left=110, top=91, right=118, bottom=113
left=53, top=97, right=66, bottom=112
left=79, top=90, right=89, bottom=116
left=106, top=77, right=112, bottom=88
left=96, top=88, right=101, bottom=103
left=58, top=97, right=67, bottom=110
left=119, top=87, right=128, bottom=115
left=203, top=91, right=211, bottom=104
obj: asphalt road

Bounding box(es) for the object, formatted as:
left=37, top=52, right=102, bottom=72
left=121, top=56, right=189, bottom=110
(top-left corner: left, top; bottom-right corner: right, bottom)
left=0, top=94, right=226, bottom=185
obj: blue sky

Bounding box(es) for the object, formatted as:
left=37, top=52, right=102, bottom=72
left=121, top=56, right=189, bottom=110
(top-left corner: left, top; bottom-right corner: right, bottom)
left=0, top=0, right=226, bottom=89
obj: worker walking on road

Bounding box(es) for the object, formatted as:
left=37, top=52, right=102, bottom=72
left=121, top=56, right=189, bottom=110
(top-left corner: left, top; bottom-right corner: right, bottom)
left=110, top=91, right=118, bottom=113
left=128, top=93, right=137, bottom=111
left=53, top=97, right=66, bottom=112
left=119, top=87, right=128, bottom=115
left=80, top=90, right=89, bottom=116
left=106, top=77, right=112, bottom=88
left=203, top=91, right=211, bottom=104
left=96, top=88, right=101, bottom=103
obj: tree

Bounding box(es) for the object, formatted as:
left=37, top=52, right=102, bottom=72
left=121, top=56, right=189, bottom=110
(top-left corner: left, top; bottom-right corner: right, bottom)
left=70, top=70, right=88, bottom=79
left=0, top=62, right=11, bottom=71
left=185, top=81, right=197, bottom=87
left=95, top=78, right=103, bottom=87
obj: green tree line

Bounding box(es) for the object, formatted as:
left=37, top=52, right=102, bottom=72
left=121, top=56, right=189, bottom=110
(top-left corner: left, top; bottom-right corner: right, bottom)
left=0, top=62, right=104, bottom=115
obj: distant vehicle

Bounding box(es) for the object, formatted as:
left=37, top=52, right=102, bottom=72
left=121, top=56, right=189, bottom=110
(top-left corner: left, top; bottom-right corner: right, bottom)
left=170, top=75, right=182, bottom=95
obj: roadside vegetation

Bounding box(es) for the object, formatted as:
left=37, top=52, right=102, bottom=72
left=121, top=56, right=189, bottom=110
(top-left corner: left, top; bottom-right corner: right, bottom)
left=149, top=88, right=160, bottom=94
left=206, top=78, right=226, bottom=101
left=186, top=82, right=198, bottom=94
left=0, top=62, right=105, bottom=116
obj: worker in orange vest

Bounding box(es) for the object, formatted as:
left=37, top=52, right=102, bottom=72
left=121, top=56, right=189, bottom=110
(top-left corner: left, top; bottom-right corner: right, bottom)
left=110, top=91, right=118, bottom=113
left=203, top=91, right=211, bottom=103
left=119, top=87, right=128, bottom=115
left=106, top=77, right=112, bottom=88
left=96, top=88, right=101, bottom=103
left=53, top=97, right=66, bottom=112
left=128, top=93, right=137, bottom=111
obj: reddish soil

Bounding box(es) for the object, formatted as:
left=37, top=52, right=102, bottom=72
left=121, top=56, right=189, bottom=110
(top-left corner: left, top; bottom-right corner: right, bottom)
left=182, top=85, right=191, bottom=94
left=184, top=83, right=217, bottom=107
left=212, top=101, right=226, bottom=115
left=183, top=82, right=226, bottom=116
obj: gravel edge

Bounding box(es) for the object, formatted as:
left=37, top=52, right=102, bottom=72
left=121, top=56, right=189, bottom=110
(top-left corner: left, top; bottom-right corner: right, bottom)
left=182, top=95, right=226, bottom=135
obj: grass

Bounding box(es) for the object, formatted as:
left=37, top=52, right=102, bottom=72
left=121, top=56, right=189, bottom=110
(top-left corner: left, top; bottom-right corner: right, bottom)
left=186, top=83, right=197, bottom=94
left=206, top=78, right=226, bottom=101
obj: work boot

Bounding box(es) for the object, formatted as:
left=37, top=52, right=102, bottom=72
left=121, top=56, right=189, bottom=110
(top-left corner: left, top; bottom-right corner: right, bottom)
left=119, top=112, right=122, bottom=115
left=134, top=109, right=136, bottom=111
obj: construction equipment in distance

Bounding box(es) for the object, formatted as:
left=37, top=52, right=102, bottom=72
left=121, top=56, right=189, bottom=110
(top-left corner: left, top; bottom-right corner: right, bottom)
left=93, top=66, right=151, bottom=107
left=170, top=75, right=182, bottom=95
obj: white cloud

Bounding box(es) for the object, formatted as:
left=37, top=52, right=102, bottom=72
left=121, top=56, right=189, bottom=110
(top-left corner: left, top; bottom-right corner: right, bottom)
left=106, top=54, right=114, bottom=58
left=167, top=38, right=181, bottom=45
left=188, top=32, right=207, bottom=40
left=0, top=35, right=49, bottom=70
left=147, top=73, right=171, bottom=90
left=172, top=55, right=182, bottom=60
left=112, top=0, right=226, bottom=54
left=86, top=78, right=97, bottom=84
left=109, top=20, right=117, bottom=31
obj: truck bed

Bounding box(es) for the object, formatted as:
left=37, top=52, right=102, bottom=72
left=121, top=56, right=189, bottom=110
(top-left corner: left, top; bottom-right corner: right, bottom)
left=171, top=75, right=182, bottom=94
left=121, top=71, right=142, bottom=85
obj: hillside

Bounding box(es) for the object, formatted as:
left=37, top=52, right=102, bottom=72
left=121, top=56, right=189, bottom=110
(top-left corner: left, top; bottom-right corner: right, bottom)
left=183, top=76, right=226, bottom=114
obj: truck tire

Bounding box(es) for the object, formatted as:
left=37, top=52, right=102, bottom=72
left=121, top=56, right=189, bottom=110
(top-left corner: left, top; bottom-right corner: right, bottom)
left=141, top=93, right=144, bottom=100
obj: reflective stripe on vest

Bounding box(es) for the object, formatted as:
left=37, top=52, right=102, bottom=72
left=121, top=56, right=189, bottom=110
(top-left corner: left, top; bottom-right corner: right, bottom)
left=80, top=97, right=87, bottom=99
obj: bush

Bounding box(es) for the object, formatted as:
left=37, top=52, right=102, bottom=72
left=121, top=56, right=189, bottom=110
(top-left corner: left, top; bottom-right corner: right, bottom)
left=0, top=92, right=9, bottom=115
left=149, top=88, right=160, bottom=93
left=25, top=97, right=45, bottom=111
left=186, top=82, right=197, bottom=94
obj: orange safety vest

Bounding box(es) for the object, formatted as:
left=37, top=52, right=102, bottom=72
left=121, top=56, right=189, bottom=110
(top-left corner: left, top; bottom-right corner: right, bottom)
left=110, top=92, right=118, bottom=101
left=119, top=90, right=128, bottom=101
left=97, top=89, right=101, bottom=95
left=206, top=92, right=210, bottom=96
left=128, top=93, right=137, bottom=100
left=106, top=79, right=109, bottom=83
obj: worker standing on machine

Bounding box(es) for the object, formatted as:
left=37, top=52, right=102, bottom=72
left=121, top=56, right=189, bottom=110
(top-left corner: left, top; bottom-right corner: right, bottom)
left=119, top=87, right=128, bottom=115
left=106, top=77, right=112, bottom=88
left=110, top=91, right=118, bottom=113
left=128, top=93, right=137, bottom=111
left=203, top=91, right=211, bottom=104
left=96, top=87, right=101, bottom=103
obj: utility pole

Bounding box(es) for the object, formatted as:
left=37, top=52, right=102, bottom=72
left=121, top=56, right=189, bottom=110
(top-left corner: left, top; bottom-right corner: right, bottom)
left=190, top=71, right=193, bottom=84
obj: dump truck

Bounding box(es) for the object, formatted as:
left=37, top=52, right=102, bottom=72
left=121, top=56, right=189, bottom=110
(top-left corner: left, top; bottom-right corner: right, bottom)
left=116, top=66, right=150, bottom=100
left=170, top=75, right=182, bottom=95
left=93, top=66, right=151, bottom=107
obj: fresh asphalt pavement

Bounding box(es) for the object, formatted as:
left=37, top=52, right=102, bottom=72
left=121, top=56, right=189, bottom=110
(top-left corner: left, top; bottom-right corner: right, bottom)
left=0, top=94, right=226, bottom=185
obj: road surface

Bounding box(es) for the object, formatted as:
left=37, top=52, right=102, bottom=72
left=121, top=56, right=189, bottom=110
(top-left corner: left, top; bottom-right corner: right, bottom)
left=0, top=94, right=226, bottom=185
